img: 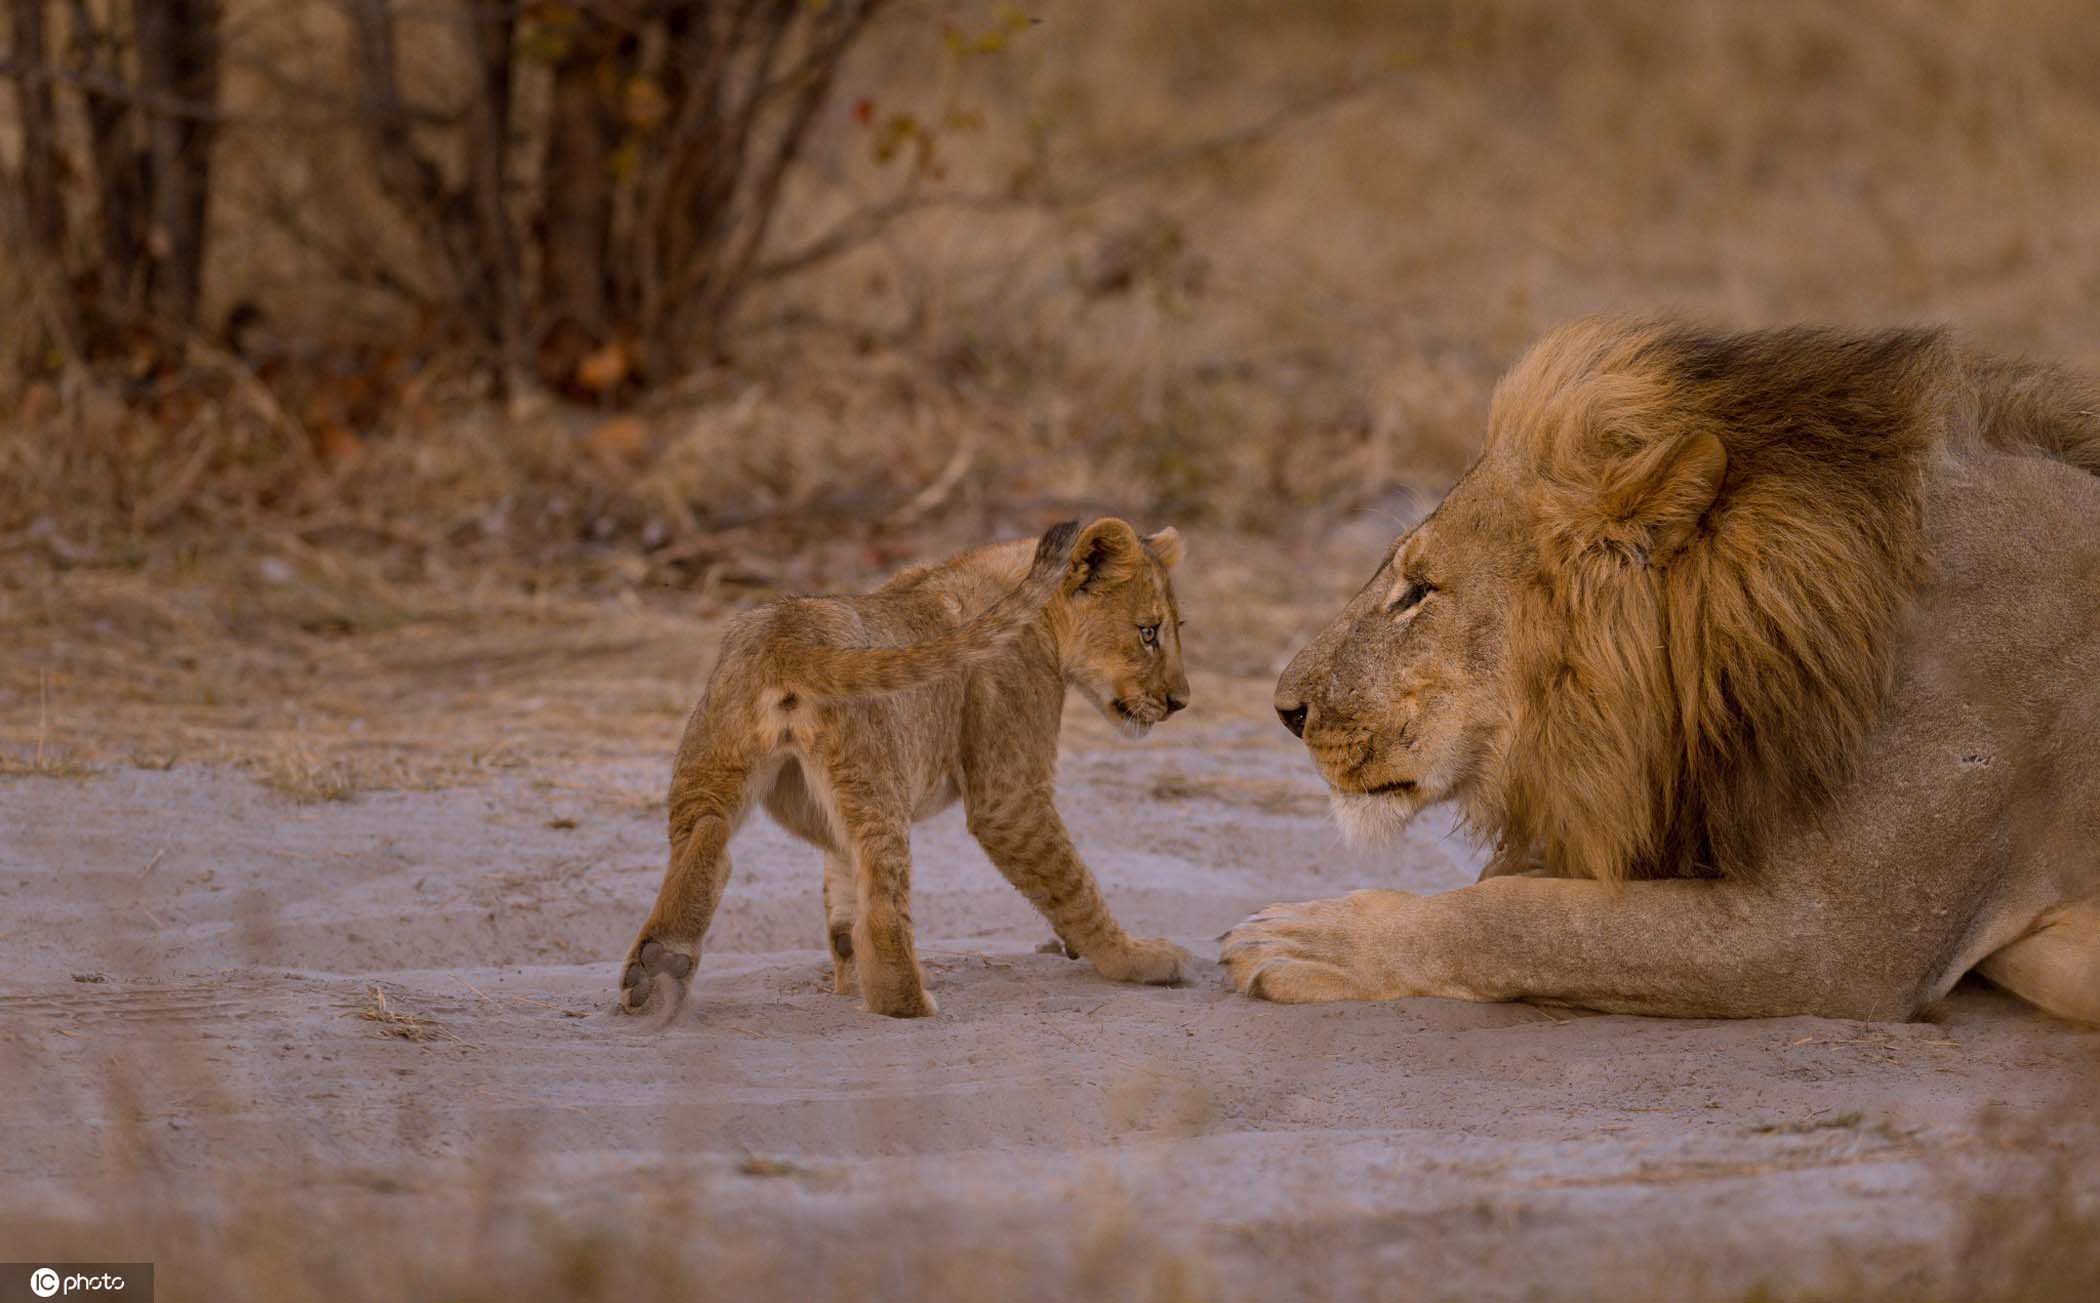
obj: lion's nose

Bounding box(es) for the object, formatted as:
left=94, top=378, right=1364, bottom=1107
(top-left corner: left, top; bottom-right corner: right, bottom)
left=1165, top=694, right=1188, bottom=715
left=1277, top=702, right=1308, bottom=738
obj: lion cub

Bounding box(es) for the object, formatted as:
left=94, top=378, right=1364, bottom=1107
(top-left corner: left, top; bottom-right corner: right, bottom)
left=619, top=518, right=1193, bottom=1018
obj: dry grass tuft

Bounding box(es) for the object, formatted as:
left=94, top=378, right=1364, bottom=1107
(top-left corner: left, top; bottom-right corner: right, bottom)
left=353, top=985, right=451, bottom=1044
left=256, top=744, right=360, bottom=804
left=0, top=749, right=102, bottom=780
left=0, top=671, right=102, bottom=779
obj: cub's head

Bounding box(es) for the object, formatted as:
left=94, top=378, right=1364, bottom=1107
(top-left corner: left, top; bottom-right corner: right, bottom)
left=1272, top=464, right=1533, bottom=843
left=1058, top=518, right=1189, bottom=737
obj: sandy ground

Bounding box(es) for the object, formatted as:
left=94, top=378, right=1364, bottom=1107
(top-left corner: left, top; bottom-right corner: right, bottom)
left=4, top=727, right=2100, bottom=1294
left=4, top=685, right=2097, bottom=1299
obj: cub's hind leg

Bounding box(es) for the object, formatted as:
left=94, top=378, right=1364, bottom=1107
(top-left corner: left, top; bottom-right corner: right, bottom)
left=822, top=849, right=858, bottom=994
left=847, top=817, right=935, bottom=1018
left=817, top=768, right=934, bottom=1018
left=619, top=725, right=770, bottom=1016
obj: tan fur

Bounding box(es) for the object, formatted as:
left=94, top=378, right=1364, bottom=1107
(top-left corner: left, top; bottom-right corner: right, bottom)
left=1225, top=319, right=2100, bottom=1022
left=620, top=518, right=1193, bottom=1019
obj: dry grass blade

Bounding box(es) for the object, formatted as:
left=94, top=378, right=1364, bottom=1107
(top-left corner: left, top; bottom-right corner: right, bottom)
left=353, top=985, right=453, bottom=1044
left=0, top=670, right=101, bottom=779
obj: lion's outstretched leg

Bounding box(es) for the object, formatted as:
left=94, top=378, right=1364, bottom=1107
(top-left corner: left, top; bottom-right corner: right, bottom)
left=822, top=849, right=857, bottom=994
left=1976, top=904, right=2100, bottom=1024
left=1222, top=875, right=1953, bottom=1021
left=619, top=729, right=767, bottom=1017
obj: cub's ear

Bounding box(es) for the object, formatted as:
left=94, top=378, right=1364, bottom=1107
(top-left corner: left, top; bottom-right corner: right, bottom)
left=1066, top=518, right=1145, bottom=595
left=1143, top=526, right=1183, bottom=570
left=1570, top=430, right=1727, bottom=566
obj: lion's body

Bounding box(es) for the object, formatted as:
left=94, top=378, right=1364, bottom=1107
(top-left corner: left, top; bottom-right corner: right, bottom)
left=621, top=519, right=1192, bottom=1019
left=1225, top=320, right=2100, bottom=1023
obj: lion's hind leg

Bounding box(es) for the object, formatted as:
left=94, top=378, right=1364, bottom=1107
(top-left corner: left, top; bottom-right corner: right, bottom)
left=1976, top=903, right=2100, bottom=1025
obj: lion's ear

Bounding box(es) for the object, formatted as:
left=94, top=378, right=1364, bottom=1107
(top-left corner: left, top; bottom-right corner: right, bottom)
left=1593, top=430, right=1727, bottom=564
left=1067, top=518, right=1145, bottom=594
left=1144, top=526, right=1183, bottom=570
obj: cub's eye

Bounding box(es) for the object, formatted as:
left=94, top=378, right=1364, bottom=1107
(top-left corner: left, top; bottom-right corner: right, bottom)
left=1391, top=580, right=1433, bottom=615
left=1138, top=624, right=1160, bottom=646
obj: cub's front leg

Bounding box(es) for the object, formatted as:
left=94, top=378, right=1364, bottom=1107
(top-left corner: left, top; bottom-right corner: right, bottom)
left=964, top=779, right=1190, bottom=986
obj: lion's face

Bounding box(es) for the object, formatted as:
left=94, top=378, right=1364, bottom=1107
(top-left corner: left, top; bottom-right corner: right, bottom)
left=1275, top=459, right=1529, bottom=842
left=1060, top=519, right=1189, bottom=738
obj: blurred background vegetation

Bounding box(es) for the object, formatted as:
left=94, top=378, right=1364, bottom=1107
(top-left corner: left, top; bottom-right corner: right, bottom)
left=6, top=0, right=2100, bottom=588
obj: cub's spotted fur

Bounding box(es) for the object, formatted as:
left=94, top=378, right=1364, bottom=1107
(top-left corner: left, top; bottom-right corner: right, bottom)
left=620, top=518, right=1192, bottom=1018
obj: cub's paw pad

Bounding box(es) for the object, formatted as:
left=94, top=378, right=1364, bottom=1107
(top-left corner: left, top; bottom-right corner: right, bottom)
left=617, top=938, right=695, bottom=1014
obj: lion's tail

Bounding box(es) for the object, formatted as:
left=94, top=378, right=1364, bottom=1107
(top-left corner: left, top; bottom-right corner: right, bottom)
left=776, top=520, right=1079, bottom=701
left=1967, top=351, right=2100, bottom=480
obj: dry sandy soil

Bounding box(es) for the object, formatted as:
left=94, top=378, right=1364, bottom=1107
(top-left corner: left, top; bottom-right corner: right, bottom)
left=2, top=538, right=2096, bottom=1301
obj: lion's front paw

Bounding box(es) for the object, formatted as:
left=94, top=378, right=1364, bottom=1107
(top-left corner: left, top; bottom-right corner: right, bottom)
left=1091, top=935, right=1193, bottom=986
left=1219, top=892, right=1413, bottom=1004
left=618, top=937, right=696, bottom=1015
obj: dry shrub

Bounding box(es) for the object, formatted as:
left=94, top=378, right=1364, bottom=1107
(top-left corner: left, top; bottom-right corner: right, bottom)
left=15, top=0, right=2099, bottom=569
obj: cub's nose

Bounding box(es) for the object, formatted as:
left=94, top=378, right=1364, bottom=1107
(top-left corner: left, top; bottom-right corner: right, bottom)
left=1276, top=702, right=1308, bottom=738
left=1164, top=694, right=1188, bottom=716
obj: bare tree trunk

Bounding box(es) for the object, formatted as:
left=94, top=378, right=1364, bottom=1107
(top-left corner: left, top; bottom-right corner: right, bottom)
left=463, top=0, right=523, bottom=373
left=68, top=0, right=149, bottom=327
left=539, top=22, right=626, bottom=345
left=132, top=0, right=223, bottom=328
left=3, top=0, right=84, bottom=360
left=8, top=0, right=65, bottom=255
left=634, top=0, right=744, bottom=361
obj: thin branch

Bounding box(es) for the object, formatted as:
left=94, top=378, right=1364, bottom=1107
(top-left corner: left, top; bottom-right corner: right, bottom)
left=0, top=183, right=84, bottom=368
left=754, top=72, right=1408, bottom=285
left=346, top=0, right=504, bottom=346
left=0, top=56, right=453, bottom=130
left=704, top=0, right=884, bottom=332
left=241, top=182, right=435, bottom=309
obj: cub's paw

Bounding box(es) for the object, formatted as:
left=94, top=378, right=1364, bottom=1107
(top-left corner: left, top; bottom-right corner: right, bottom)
left=1035, top=936, right=1081, bottom=959
left=1093, top=935, right=1194, bottom=986
left=618, top=938, right=696, bottom=1015
left=863, top=983, right=938, bottom=1019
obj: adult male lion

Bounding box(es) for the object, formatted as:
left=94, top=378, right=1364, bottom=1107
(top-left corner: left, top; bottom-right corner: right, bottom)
left=1222, top=319, right=2100, bottom=1023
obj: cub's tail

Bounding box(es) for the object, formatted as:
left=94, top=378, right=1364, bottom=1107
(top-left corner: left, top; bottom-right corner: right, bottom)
left=780, top=520, right=1079, bottom=700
